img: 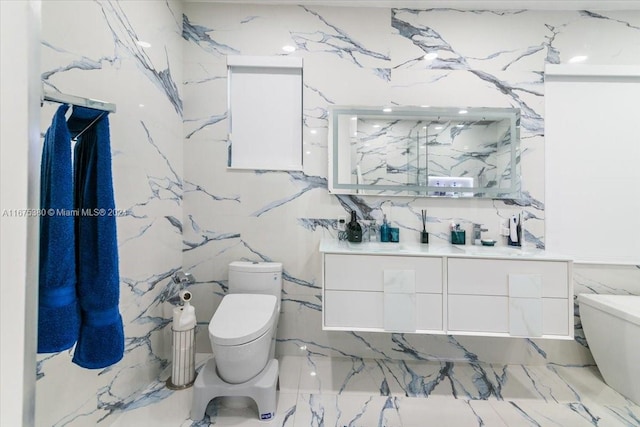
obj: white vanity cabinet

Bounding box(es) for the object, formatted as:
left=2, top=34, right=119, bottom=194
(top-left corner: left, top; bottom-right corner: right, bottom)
left=447, top=258, right=572, bottom=338
left=323, top=254, right=444, bottom=333
left=320, top=239, right=574, bottom=339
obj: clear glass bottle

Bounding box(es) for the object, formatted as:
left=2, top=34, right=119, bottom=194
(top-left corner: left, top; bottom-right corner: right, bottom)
left=369, top=220, right=378, bottom=242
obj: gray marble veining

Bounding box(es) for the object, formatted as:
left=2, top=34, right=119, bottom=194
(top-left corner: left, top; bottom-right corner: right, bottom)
left=108, top=355, right=640, bottom=426
left=35, top=2, right=640, bottom=426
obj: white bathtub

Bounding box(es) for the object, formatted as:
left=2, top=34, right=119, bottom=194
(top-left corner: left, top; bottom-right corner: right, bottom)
left=579, top=293, right=640, bottom=405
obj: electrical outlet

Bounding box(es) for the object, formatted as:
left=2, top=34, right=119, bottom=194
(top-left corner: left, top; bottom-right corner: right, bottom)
left=337, top=216, right=346, bottom=232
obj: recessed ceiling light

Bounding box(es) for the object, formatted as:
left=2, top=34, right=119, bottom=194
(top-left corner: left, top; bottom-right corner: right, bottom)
left=569, top=55, right=588, bottom=63
left=423, top=52, right=438, bottom=61
left=458, top=109, right=468, bottom=114
left=382, top=107, right=392, bottom=113
left=136, top=40, right=151, bottom=48
left=282, top=45, right=296, bottom=53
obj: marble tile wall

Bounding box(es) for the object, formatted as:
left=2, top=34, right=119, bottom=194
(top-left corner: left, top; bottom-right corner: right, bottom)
left=36, top=1, right=184, bottom=426
left=182, top=3, right=640, bottom=366
left=31, top=3, right=640, bottom=425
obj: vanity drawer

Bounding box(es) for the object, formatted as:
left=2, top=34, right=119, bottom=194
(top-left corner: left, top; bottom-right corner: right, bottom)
left=448, top=258, right=569, bottom=298
left=324, top=290, right=383, bottom=329
left=324, top=291, right=443, bottom=331
left=416, top=293, right=443, bottom=331
left=448, top=295, right=509, bottom=333
left=324, top=254, right=443, bottom=293
left=448, top=295, right=570, bottom=336
left=543, top=298, right=570, bottom=336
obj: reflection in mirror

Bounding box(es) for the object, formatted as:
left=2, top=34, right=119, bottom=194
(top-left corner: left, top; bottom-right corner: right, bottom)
left=329, top=106, right=521, bottom=199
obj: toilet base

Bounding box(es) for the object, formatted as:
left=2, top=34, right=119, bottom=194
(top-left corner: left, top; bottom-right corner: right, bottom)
left=190, top=357, right=278, bottom=422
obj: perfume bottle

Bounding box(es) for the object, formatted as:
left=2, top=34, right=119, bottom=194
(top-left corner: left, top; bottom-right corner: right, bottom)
left=346, top=210, right=362, bottom=243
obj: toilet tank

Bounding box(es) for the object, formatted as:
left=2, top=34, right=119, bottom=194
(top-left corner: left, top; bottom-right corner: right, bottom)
left=228, top=261, right=282, bottom=302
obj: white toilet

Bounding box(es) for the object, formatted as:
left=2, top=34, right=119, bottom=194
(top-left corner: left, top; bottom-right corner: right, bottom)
left=209, top=261, right=282, bottom=383
left=191, top=261, right=283, bottom=422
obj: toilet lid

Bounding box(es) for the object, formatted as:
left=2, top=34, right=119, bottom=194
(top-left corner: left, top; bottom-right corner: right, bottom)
left=209, top=294, right=277, bottom=346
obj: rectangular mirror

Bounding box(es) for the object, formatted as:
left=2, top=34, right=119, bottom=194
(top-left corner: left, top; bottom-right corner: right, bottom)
left=328, top=106, right=521, bottom=199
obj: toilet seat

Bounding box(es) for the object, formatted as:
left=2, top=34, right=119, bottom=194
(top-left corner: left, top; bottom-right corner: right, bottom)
left=209, top=294, right=277, bottom=346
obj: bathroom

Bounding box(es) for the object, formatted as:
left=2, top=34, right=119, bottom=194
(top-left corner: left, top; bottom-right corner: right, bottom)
left=1, top=0, right=639, bottom=426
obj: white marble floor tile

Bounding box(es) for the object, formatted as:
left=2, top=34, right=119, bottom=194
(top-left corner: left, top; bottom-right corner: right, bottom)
left=396, top=396, right=509, bottom=427
left=578, top=396, right=640, bottom=427
left=489, top=399, right=602, bottom=427
left=298, top=355, right=392, bottom=396
left=294, top=393, right=402, bottom=427
left=382, top=359, right=510, bottom=399
left=110, top=355, right=640, bottom=427
left=549, top=364, right=639, bottom=406
left=279, top=355, right=303, bottom=394
left=110, top=385, right=194, bottom=427
left=494, top=364, right=585, bottom=402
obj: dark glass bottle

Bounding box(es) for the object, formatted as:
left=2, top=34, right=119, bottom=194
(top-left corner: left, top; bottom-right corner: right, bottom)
left=346, top=210, right=362, bottom=243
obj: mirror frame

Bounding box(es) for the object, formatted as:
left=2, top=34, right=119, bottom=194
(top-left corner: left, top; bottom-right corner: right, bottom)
left=328, top=105, right=521, bottom=199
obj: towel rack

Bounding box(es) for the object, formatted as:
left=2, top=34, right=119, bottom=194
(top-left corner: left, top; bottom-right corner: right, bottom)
left=42, top=88, right=116, bottom=113
left=42, top=86, right=116, bottom=140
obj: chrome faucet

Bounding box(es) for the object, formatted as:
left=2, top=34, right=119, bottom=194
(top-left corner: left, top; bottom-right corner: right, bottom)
left=472, top=224, right=488, bottom=245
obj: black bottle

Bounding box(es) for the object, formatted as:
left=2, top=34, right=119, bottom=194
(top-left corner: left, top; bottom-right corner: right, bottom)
left=346, top=210, right=362, bottom=243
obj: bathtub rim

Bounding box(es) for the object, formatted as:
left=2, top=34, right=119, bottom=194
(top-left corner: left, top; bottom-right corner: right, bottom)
left=578, top=293, right=640, bottom=327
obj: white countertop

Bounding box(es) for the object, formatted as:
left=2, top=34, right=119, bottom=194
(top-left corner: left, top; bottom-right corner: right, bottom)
left=319, top=239, right=573, bottom=262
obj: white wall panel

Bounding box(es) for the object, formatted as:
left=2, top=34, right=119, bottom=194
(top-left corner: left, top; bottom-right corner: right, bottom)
left=228, top=56, right=303, bottom=171
left=545, top=65, right=640, bottom=264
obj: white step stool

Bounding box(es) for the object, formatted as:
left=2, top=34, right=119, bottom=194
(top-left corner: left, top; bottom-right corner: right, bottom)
left=191, top=358, right=278, bottom=422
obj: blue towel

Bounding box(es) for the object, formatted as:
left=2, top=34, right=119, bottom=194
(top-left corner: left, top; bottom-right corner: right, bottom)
left=38, top=105, right=81, bottom=353
left=69, top=106, right=124, bottom=369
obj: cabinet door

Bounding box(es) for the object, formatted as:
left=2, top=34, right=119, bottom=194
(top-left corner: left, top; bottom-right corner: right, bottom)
left=324, top=290, right=383, bottom=329
left=543, top=298, right=570, bottom=336
left=448, top=258, right=569, bottom=298
left=325, top=254, right=442, bottom=293
left=448, top=295, right=508, bottom=333
left=416, top=294, right=443, bottom=331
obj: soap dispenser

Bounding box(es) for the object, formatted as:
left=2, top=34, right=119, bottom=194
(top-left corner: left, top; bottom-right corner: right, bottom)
left=508, top=214, right=522, bottom=247
left=380, top=214, right=390, bottom=242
